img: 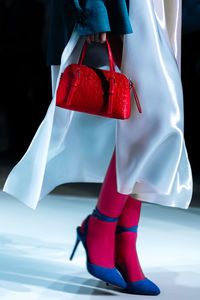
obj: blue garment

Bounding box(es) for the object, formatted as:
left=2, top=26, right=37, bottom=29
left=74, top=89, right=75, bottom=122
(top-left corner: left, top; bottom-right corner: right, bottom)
left=46, top=0, right=133, bottom=66
left=182, top=0, right=200, bottom=34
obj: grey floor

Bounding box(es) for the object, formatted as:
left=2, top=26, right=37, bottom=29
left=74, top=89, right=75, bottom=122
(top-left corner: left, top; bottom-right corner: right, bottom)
left=0, top=161, right=200, bottom=299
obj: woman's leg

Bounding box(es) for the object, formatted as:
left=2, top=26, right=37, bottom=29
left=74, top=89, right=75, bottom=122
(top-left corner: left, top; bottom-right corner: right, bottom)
left=97, top=147, right=128, bottom=218
left=115, top=196, right=146, bottom=282
left=80, top=146, right=129, bottom=267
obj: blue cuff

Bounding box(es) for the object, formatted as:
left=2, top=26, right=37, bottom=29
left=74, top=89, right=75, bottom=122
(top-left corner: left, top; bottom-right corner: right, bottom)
left=76, top=0, right=111, bottom=35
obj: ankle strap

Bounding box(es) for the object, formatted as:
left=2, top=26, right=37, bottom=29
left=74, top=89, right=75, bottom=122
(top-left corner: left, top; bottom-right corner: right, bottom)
left=92, top=206, right=119, bottom=222
left=116, top=225, right=138, bottom=234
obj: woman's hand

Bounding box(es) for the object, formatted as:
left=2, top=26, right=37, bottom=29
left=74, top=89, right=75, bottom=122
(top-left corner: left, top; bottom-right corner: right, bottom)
left=85, top=32, right=107, bottom=44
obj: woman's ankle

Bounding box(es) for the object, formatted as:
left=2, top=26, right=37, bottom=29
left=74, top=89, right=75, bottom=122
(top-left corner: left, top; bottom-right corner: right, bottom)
left=115, top=232, right=146, bottom=282
left=86, top=215, right=118, bottom=268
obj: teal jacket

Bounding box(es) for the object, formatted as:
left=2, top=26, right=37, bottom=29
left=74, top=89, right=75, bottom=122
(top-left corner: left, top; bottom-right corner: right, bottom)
left=46, top=0, right=132, bottom=66
left=182, top=0, right=200, bottom=34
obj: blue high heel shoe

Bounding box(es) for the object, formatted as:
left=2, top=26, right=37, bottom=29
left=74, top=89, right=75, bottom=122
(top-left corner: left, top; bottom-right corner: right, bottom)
left=69, top=206, right=127, bottom=288
left=115, top=225, right=161, bottom=295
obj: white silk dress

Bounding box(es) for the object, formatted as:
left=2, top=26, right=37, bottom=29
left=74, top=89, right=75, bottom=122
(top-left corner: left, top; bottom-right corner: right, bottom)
left=3, top=0, right=193, bottom=210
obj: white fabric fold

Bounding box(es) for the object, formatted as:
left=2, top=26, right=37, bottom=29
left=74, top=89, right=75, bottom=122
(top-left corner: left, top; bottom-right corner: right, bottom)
left=3, top=0, right=192, bottom=210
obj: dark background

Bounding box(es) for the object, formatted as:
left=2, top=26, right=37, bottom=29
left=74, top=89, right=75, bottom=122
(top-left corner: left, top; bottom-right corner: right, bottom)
left=0, top=0, right=199, bottom=204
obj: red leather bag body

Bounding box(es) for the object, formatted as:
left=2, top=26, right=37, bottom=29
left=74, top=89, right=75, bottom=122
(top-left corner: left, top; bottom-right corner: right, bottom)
left=56, top=38, right=142, bottom=119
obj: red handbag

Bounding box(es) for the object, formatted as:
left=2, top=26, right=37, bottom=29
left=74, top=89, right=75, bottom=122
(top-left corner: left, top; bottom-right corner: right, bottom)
left=56, top=38, right=142, bottom=119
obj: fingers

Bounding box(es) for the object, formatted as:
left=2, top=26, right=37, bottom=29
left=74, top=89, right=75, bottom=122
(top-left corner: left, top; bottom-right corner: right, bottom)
left=85, top=34, right=94, bottom=44
left=100, top=32, right=106, bottom=43
left=85, top=32, right=107, bottom=44
left=91, top=33, right=95, bottom=42
left=85, top=35, right=91, bottom=44
left=94, top=33, right=100, bottom=42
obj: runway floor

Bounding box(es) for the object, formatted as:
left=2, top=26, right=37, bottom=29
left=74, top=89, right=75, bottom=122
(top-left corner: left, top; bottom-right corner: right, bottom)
left=0, top=179, right=200, bottom=299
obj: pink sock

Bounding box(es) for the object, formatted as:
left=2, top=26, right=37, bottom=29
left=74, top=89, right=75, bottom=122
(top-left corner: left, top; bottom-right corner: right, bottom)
left=97, top=147, right=128, bottom=217
left=115, top=196, right=146, bottom=282
left=81, top=147, right=129, bottom=267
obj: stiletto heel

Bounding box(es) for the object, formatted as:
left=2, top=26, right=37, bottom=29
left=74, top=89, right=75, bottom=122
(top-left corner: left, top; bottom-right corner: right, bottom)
left=70, top=206, right=127, bottom=288
left=115, top=225, right=160, bottom=295
left=69, top=228, right=81, bottom=260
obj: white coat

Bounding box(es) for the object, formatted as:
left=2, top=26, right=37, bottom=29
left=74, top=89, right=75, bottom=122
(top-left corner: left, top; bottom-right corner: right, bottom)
left=3, top=0, right=193, bottom=210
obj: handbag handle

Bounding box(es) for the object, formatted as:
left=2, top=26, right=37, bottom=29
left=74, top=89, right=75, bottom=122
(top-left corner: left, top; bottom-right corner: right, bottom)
left=67, top=38, right=117, bottom=114
left=78, top=38, right=116, bottom=75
